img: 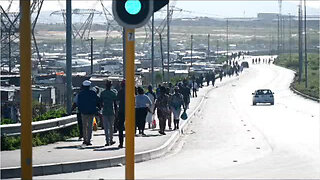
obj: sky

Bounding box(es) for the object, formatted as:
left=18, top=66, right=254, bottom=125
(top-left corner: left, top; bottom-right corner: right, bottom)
left=1, top=0, right=320, bottom=19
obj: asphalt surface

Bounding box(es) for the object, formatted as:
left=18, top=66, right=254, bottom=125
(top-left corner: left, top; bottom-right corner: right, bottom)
left=35, top=55, right=319, bottom=179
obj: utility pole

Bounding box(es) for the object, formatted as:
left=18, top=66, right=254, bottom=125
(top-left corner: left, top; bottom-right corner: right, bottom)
left=278, top=0, right=283, bottom=54
left=298, top=2, right=303, bottom=83
left=151, top=14, right=155, bottom=87
left=269, top=34, right=272, bottom=55
left=8, top=31, right=11, bottom=73
left=20, top=0, right=32, bottom=178
left=66, top=0, right=72, bottom=115
left=123, top=28, right=126, bottom=79
left=282, top=16, right=285, bottom=53
left=216, top=39, right=219, bottom=57
left=289, top=13, right=292, bottom=62
left=191, top=35, right=193, bottom=67
left=253, top=24, right=256, bottom=51
left=304, top=0, right=308, bottom=88
left=167, top=3, right=170, bottom=82
left=277, top=13, right=280, bottom=55
left=90, top=37, right=94, bottom=74
left=207, top=34, right=210, bottom=60
left=226, top=19, right=229, bottom=60
left=159, top=33, right=164, bottom=80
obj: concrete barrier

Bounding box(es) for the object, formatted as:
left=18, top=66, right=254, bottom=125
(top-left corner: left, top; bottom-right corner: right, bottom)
left=0, top=115, right=77, bottom=137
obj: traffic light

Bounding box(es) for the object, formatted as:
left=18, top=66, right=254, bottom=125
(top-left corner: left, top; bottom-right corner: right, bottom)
left=113, top=0, right=169, bottom=29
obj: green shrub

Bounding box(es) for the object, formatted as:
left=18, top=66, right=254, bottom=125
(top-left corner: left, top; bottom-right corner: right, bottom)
left=1, top=118, right=14, bottom=125
left=1, top=125, right=79, bottom=151
left=276, top=53, right=319, bottom=99
left=33, top=108, right=67, bottom=122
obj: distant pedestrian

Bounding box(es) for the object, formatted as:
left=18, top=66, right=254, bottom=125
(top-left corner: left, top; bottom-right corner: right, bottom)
left=166, top=87, right=173, bottom=130
left=170, top=86, right=185, bottom=130
left=135, top=87, right=152, bottom=136
left=145, top=85, right=156, bottom=129
left=219, top=70, right=223, bottom=82
left=100, top=80, right=117, bottom=146
left=181, top=80, right=191, bottom=109
left=212, top=72, right=216, bottom=86
left=206, top=73, right=211, bottom=86
left=78, top=80, right=100, bottom=146
left=154, top=86, right=170, bottom=135
left=199, top=74, right=204, bottom=87
left=117, top=80, right=125, bottom=148
left=192, top=80, right=198, bottom=98
left=156, top=84, right=161, bottom=98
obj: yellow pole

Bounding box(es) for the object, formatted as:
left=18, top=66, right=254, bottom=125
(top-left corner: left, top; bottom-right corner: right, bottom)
left=125, top=28, right=135, bottom=179
left=20, top=0, right=32, bottom=179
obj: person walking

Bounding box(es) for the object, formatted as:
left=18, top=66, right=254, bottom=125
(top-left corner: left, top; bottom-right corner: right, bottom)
left=135, top=87, right=152, bottom=136
left=205, top=73, right=211, bottom=86
left=170, top=86, right=185, bottom=130
left=72, top=89, right=83, bottom=141
left=100, top=80, right=117, bottom=146
left=93, top=86, right=103, bottom=129
left=212, top=71, right=216, bottom=87
left=77, top=80, right=100, bottom=146
left=219, top=70, right=223, bottom=82
left=166, top=87, right=173, bottom=130
left=199, top=74, right=204, bottom=87
left=145, top=85, right=156, bottom=129
left=181, top=80, right=191, bottom=109
left=116, top=80, right=125, bottom=148
left=192, top=80, right=198, bottom=98
left=154, top=86, right=170, bottom=135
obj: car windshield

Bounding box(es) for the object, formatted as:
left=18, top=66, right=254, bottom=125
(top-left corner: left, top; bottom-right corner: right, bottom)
left=256, top=90, right=272, bottom=95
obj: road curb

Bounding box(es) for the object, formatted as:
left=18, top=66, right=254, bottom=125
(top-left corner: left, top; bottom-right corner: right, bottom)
left=276, top=65, right=319, bottom=103
left=289, top=83, right=320, bottom=102
left=1, top=87, right=211, bottom=179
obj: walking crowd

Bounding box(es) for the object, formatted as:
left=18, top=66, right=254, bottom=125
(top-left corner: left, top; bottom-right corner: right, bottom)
left=72, top=53, right=248, bottom=148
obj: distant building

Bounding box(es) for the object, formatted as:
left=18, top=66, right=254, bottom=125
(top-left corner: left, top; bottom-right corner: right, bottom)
left=257, top=13, right=279, bottom=21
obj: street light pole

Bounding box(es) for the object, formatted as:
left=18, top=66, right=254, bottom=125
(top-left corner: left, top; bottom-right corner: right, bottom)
left=304, top=0, right=308, bottom=88
left=191, top=34, right=193, bottom=67
left=151, top=14, right=154, bottom=86
left=298, top=2, right=303, bottom=83
left=66, top=0, right=72, bottom=115
left=207, top=34, right=210, bottom=60
left=90, top=37, right=94, bottom=75
left=226, top=19, right=229, bottom=60
left=20, top=0, right=32, bottom=178
left=167, top=3, right=170, bottom=82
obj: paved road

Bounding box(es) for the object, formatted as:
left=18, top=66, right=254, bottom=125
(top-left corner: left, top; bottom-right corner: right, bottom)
left=36, top=55, right=320, bottom=179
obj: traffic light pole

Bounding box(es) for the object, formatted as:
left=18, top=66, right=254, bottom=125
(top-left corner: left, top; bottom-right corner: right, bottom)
left=125, top=28, right=135, bottom=180
left=20, top=0, right=32, bottom=178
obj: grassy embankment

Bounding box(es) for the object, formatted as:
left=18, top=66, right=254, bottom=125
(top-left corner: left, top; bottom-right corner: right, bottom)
left=275, top=53, right=319, bottom=99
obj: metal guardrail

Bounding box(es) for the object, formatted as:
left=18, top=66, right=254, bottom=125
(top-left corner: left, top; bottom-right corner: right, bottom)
left=0, top=115, right=77, bottom=137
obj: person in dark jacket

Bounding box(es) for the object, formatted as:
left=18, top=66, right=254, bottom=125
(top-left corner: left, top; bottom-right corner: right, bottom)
left=78, top=80, right=100, bottom=146
left=154, top=86, right=170, bottom=135
left=212, top=71, right=216, bottom=87
left=117, top=80, right=125, bottom=148
left=72, top=87, right=83, bottom=141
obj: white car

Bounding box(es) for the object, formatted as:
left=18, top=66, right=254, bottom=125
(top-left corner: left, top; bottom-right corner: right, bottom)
left=252, top=89, right=274, bottom=105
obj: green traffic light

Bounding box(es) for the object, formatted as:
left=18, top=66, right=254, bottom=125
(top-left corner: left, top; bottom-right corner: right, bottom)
left=125, top=0, right=141, bottom=15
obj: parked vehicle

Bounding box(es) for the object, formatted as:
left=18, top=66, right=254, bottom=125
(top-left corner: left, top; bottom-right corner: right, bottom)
left=241, top=61, right=249, bottom=68
left=252, top=89, right=274, bottom=105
